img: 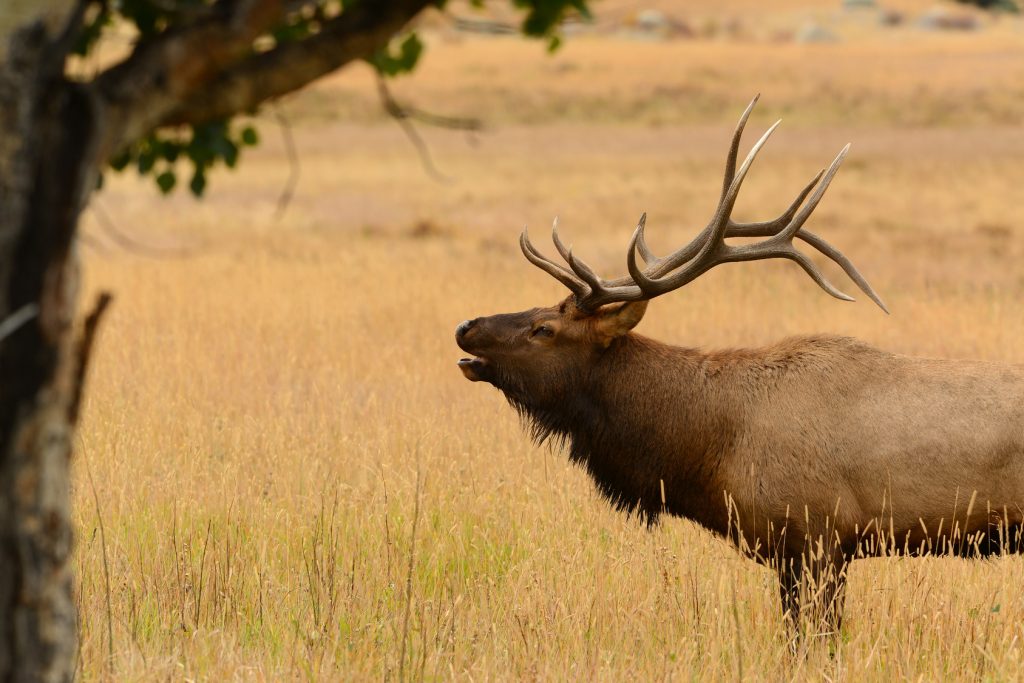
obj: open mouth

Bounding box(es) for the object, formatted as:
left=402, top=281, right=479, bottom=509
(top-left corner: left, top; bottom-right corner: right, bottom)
left=457, top=357, right=489, bottom=382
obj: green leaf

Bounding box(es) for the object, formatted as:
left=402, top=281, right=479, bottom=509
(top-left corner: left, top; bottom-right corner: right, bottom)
left=240, top=127, right=259, bottom=146
left=570, top=0, right=593, bottom=20
left=72, top=8, right=111, bottom=57
left=370, top=32, right=424, bottom=76
left=271, top=16, right=314, bottom=45
left=110, top=149, right=132, bottom=172
left=155, top=170, right=176, bottom=194
left=519, top=0, right=590, bottom=38
left=161, top=143, right=180, bottom=163
left=121, top=0, right=163, bottom=38
left=137, top=148, right=156, bottom=174
left=98, top=0, right=594, bottom=200
left=223, top=140, right=239, bottom=168
left=189, top=169, right=207, bottom=197
left=397, top=33, right=424, bottom=72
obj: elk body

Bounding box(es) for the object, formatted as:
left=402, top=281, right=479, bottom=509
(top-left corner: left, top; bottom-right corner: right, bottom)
left=454, top=97, right=1024, bottom=634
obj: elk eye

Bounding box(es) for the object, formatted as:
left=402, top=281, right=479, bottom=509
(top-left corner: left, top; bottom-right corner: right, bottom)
left=531, top=325, right=554, bottom=338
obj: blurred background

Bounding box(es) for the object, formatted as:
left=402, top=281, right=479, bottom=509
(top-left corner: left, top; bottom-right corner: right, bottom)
left=76, top=1, right=1024, bottom=679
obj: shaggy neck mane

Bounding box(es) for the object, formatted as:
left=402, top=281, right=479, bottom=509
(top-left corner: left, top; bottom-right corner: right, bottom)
left=500, top=334, right=737, bottom=527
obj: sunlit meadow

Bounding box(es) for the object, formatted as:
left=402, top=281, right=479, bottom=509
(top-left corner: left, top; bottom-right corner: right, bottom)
left=75, top=2, right=1024, bottom=679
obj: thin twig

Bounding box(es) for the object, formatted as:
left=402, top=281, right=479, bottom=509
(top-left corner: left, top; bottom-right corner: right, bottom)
left=78, top=230, right=109, bottom=254
left=398, top=460, right=424, bottom=682
left=730, top=579, right=744, bottom=681
left=194, top=519, right=214, bottom=626
left=273, top=105, right=301, bottom=219
left=172, top=502, right=184, bottom=630
left=89, top=201, right=196, bottom=258
left=83, top=446, right=115, bottom=674
left=376, top=75, right=482, bottom=184
left=447, top=16, right=517, bottom=36
left=377, top=75, right=482, bottom=132
left=46, top=0, right=94, bottom=67
left=69, top=292, right=112, bottom=425
left=381, top=465, right=393, bottom=579
left=0, top=304, right=39, bottom=343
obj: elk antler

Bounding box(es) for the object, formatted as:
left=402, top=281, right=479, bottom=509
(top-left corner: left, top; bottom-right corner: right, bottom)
left=520, top=95, right=888, bottom=314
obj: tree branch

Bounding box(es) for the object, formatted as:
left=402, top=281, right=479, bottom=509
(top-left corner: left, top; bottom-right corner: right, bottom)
left=0, top=304, right=38, bottom=343
left=272, top=105, right=300, bottom=218
left=162, top=0, right=435, bottom=128
left=0, top=0, right=79, bottom=54
left=90, top=0, right=435, bottom=164
left=376, top=74, right=481, bottom=133
left=68, top=290, right=111, bottom=425
left=93, top=0, right=291, bottom=161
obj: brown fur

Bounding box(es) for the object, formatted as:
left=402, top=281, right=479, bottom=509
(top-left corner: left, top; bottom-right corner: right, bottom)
left=456, top=296, right=1024, bottom=633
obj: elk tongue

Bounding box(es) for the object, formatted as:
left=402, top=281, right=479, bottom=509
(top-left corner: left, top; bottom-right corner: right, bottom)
left=457, top=357, right=488, bottom=382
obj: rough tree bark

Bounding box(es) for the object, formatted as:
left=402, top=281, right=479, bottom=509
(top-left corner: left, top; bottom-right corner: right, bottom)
left=0, top=6, right=99, bottom=680
left=0, top=1, right=435, bottom=679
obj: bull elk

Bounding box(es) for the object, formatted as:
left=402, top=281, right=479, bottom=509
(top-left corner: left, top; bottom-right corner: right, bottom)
left=455, top=97, right=1024, bottom=635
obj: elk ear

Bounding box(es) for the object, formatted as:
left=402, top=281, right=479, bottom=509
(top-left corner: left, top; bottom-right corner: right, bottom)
left=594, top=300, right=648, bottom=343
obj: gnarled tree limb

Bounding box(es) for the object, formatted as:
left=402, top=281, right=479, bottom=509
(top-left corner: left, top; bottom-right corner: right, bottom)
left=162, top=0, right=435, bottom=128
left=92, top=0, right=435, bottom=162
left=93, top=0, right=289, bottom=161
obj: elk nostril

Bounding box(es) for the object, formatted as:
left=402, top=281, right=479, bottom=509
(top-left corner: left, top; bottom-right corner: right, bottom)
left=456, top=319, right=476, bottom=338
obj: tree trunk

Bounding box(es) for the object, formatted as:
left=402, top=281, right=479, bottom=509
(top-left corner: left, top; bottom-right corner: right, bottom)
left=0, top=14, right=98, bottom=683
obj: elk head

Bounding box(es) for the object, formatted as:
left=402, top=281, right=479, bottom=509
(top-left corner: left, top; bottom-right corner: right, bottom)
left=456, top=96, right=887, bottom=408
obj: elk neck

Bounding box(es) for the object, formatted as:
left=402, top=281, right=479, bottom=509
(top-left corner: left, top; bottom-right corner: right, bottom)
left=515, top=332, right=741, bottom=529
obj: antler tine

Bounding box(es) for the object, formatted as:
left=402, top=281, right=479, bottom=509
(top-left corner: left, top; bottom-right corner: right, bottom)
left=718, top=236, right=855, bottom=302
left=635, top=97, right=761, bottom=277
left=551, top=215, right=648, bottom=303
left=630, top=119, right=782, bottom=294
left=641, top=115, right=781, bottom=282
left=721, top=94, right=761, bottom=203
left=551, top=217, right=573, bottom=263
left=521, top=220, right=649, bottom=309
left=520, top=227, right=590, bottom=298
left=520, top=97, right=886, bottom=314
left=728, top=168, right=824, bottom=235
left=725, top=220, right=888, bottom=312
left=566, top=238, right=647, bottom=305
left=773, top=144, right=849, bottom=243
left=566, top=247, right=604, bottom=292
left=549, top=216, right=615, bottom=292
left=707, top=119, right=782, bottom=244
left=633, top=213, right=656, bottom=264
left=708, top=144, right=889, bottom=311
left=725, top=145, right=889, bottom=312
left=795, top=230, right=888, bottom=313
left=722, top=159, right=887, bottom=312
left=627, top=222, right=651, bottom=292
left=780, top=251, right=855, bottom=302
left=603, top=214, right=655, bottom=289
left=551, top=215, right=641, bottom=291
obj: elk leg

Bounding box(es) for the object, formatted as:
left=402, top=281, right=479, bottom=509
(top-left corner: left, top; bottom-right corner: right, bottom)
left=777, top=558, right=802, bottom=632
left=816, top=558, right=848, bottom=638
left=777, top=555, right=848, bottom=641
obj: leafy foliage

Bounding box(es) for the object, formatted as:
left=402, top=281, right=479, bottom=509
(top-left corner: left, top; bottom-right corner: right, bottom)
left=87, top=0, right=591, bottom=196
left=108, top=121, right=260, bottom=196
left=954, top=0, right=1019, bottom=10
left=370, top=33, right=425, bottom=76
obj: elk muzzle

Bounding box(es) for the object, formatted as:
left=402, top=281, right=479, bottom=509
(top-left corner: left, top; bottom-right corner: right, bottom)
left=455, top=318, right=490, bottom=382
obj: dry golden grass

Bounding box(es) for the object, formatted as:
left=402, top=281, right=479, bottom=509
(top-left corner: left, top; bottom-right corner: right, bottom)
left=75, top=11, right=1024, bottom=681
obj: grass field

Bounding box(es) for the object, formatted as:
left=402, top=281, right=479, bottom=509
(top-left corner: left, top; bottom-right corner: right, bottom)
left=75, top=3, right=1024, bottom=679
